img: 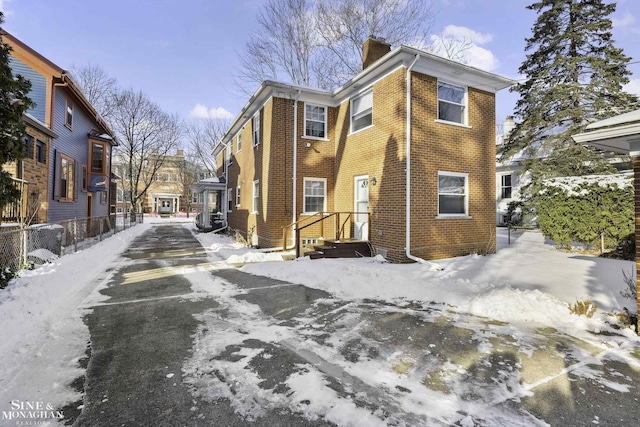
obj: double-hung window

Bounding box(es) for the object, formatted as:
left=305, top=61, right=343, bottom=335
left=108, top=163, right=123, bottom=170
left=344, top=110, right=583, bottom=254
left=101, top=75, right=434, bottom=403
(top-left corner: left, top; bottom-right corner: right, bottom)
left=303, top=178, right=326, bottom=213
left=438, top=82, right=467, bottom=124
left=253, top=111, right=261, bottom=146
left=24, top=135, right=33, bottom=159
left=36, top=140, right=46, bottom=163
left=252, top=180, right=260, bottom=213
left=237, top=133, right=242, bottom=152
left=236, top=186, right=241, bottom=207
left=438, top=172, right=468, bottom=216
left=227, top=188, right=233, bottom=212
left=501, top=174, right=512, bottom=199
left=305, top=104, right=326, bottom=138
left=65, top=98, right=74, bottom=129
left=56, top=153, right=76, bottom=201
left=351, top=89, right=373, bottom=133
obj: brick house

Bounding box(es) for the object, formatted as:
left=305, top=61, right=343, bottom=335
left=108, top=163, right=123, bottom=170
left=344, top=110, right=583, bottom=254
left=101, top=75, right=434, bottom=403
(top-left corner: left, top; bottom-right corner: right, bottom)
left=2, top=31, right=117, bottom=224
left=212, top=39, right=513, bottom=262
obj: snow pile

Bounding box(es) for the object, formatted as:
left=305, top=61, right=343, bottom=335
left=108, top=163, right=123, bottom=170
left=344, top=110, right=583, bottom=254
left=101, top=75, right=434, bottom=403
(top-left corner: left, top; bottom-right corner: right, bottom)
left=0, top=222, right=152, bottom=411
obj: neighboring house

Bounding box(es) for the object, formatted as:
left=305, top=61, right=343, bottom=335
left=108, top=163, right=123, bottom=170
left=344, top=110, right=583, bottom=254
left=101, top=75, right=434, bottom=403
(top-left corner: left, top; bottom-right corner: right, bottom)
left=495, top=116, right=525, bottom=225
left=495, top=117, right=631, bottom=226
left=1, top=114, right=58, bottom=225
left=2, top=31, right=117, bottom=223
left=572, top=108, right=640, bottom=328
left=113, top=149, right=213, bottom=215
left=208, top=38, right=514, bottom=262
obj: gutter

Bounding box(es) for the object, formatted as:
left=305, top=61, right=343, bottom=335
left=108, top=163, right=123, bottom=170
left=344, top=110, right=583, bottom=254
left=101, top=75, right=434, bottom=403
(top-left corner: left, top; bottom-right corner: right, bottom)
left=405, top=54, right=443, bottom=270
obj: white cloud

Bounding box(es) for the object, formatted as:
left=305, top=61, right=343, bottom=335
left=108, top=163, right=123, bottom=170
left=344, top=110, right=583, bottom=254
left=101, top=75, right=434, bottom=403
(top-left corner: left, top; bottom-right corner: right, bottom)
left=623, top=78, right=640, bottom=96
left=429, top=25, right=499, bottom=72
left=189, top=103, right=234, bottom=120
left=442, top=25, right=493, bottom=45
left=612, top=11, right=636, bottom=28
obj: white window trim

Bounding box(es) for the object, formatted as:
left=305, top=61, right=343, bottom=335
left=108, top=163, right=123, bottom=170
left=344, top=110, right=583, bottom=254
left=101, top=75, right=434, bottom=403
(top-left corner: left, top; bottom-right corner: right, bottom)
left=303, top=103, right=329, bottom=140
left=350, top=89, right=374, bottom=135
left=227, top=188, right=233, bottom=213
left=500, top=174, right=513, bottom=200
left=236, top=132, right=242, bottom=153
left=436, top=81, right=469, bottom=126
left=252, top=179, right=260, bottom=214
left=253, top=112, right=261, bottom=147
left=436, top=171, right=471, bottom=219
left=236, top=185, right=241, bottom=207
left=302, top=177, right=327, bottom=214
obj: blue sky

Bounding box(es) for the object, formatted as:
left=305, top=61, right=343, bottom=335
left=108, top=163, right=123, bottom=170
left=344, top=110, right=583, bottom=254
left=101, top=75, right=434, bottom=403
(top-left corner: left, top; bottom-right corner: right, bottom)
left=2, top=0, right=639, bottom=129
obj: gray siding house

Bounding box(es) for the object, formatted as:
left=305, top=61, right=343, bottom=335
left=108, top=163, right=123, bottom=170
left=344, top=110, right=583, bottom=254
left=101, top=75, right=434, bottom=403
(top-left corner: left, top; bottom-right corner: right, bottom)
left=3, top=31, right=117, bottom=223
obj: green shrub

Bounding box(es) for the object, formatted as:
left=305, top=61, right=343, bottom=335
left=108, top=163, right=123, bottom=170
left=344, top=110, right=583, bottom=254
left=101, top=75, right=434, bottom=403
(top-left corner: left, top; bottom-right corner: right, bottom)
left=534, top=178, right=633, bottom=251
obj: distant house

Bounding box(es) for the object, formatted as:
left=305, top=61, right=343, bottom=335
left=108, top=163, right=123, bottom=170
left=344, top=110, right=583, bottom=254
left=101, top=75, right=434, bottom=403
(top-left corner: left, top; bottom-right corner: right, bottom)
left=2, top=31, right=117, bottom=224
left=496, top=117, right=632, bottom=226
left=113, top=149, right=214, bottom=215
left=207, top=38, right=513, bottom=262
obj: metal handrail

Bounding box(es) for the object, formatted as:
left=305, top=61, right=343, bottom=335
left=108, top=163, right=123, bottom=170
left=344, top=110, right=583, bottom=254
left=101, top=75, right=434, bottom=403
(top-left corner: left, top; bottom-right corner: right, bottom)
left=282, top=211, right=370, bottom=258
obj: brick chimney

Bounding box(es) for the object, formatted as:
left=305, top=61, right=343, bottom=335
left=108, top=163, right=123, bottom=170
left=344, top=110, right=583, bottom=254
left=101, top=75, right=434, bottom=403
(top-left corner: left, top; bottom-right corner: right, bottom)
left=362, top=37, right=391, bottom=70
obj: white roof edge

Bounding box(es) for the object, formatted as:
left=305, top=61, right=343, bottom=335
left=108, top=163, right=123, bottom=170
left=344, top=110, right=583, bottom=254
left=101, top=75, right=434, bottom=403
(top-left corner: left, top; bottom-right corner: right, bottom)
left=214, top=45, right=516, bottom=155
left=585, top=109, right=640, bottom=130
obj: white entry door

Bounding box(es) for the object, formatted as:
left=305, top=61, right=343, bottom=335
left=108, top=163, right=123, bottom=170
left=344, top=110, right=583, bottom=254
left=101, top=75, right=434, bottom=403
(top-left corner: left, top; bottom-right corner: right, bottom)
left=354, top=175, right=369, bottom=240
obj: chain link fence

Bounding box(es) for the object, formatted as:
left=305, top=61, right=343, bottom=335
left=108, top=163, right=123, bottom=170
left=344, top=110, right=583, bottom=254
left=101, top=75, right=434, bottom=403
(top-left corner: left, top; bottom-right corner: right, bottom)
left=0, top=213, right=144, bottom=278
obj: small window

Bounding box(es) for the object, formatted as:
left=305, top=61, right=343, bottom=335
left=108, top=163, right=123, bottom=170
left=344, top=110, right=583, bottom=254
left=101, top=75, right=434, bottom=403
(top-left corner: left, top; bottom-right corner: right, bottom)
left=236, top=186, right=241, bottom=207
left=501, top=175, right=512, bottom=199
left=36, top=140, right=46, bottom=163
left=117, top=189, right=124, bottom=203
left=438, top=172, right=468, bottom=216
left=237, top=133, right=242, bottom=152
left=305, top=104, right=326, bottom=138
left=226, top=144, right=233, bottom=165
left=101, top=191, right=107, bottom=204
left=252, top=180, right=260, bottom=213
left=91, top=142, right=105, bottom=173
left=82, top=164, right=88, bottom=192
left=24, top=135, right=33, bottom=159
left=303, top=178, right=326, bottom=213
left=253, top=111, right=261, bottom=146
left=227, top=188, right=233, bottom=212
left=192, top=192, right=198, bottom=203
left=438, top=82, right=466, bottom=124
left=351, top=90, right=373, bottom=133
left=65, top=98, right=74, bottom=129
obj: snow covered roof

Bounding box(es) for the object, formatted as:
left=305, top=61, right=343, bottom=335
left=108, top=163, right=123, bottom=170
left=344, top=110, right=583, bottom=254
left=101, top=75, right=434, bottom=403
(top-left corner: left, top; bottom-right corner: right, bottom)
left=193, top=176, right=226, bottom=193
left=572, top=109, right=640, bottom=154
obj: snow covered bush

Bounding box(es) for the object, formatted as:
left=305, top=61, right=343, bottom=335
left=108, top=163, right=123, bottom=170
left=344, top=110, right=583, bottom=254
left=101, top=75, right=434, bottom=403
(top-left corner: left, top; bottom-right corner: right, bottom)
left=534, top=175, right=633, bottom=254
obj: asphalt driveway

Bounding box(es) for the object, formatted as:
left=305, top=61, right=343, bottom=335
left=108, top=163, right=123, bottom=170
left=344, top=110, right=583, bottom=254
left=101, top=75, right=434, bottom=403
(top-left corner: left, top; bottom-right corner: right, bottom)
left=72, top=224, right=640, bottom=426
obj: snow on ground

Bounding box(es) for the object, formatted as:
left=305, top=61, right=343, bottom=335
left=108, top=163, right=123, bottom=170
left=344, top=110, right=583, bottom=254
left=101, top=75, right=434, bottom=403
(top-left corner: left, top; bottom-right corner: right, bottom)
left=232, top=228, right=637, bottom=332
left=187, top=226, right=640, bottom=425
left=1, top=219, right=638, bottom=426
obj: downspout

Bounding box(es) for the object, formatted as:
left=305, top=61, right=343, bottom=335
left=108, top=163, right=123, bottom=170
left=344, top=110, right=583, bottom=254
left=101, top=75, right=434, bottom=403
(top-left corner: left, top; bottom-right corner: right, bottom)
left=292, top=90, right=301, bottom=226
left=405, top=54, right=442, bottom=269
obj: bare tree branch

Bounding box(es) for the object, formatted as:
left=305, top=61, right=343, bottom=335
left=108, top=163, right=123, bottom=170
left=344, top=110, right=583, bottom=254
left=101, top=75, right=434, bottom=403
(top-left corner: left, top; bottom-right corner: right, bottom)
left=69, top=63, right=118, bottom=119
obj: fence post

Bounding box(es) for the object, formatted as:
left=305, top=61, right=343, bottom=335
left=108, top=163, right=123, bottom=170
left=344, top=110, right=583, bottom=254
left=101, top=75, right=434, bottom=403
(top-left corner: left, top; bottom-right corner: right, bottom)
left=296, top=227, right=301, bottom=258
left=22, top=228, right=28, bottom=267
left=73, top=218, right=78, bottom=253
left=99, top=218, right=103, bottom=242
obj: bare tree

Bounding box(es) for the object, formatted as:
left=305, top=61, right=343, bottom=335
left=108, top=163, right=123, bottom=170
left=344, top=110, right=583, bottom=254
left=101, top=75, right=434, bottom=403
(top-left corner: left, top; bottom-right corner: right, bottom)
left=235, top=0, right=317, bottom=96
left=314, top=0, right=435, bottom=88
left=69, top=63, right=117, bottom=119
left=185, top=118, right=230, bottom=175
left=109, top=89, right=182, bottom=216
left=234, top=0, right=436, bottom=93
left=176, top=149, right=209, bottom=218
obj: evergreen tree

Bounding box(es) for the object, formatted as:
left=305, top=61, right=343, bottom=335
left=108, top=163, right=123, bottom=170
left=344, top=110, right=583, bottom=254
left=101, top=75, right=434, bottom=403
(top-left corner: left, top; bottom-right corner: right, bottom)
left=0, top=12, right=34, bottom=219
left=499, top=0, right=638, bottom=181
